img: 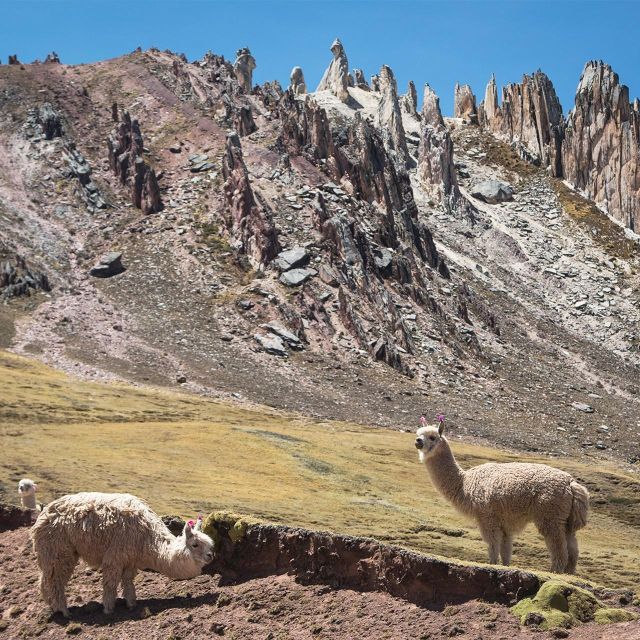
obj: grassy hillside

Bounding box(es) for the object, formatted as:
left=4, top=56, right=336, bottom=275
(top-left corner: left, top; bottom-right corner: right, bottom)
left=1, top=350, right=639, bottom=590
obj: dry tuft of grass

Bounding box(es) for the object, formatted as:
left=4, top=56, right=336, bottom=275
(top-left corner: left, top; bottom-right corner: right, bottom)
left=1, top=350, right=639, bottom=590
left=553, top=180, right=638, bottom=261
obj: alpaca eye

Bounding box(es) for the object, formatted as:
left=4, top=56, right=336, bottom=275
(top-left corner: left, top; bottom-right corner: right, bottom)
left=429, top=436, right=435, bottom=441
left=192, top=542, right=199, bottom=548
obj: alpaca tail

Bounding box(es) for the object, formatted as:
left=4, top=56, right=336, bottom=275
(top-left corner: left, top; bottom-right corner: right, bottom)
left=567, top=481, right=589, bottom=532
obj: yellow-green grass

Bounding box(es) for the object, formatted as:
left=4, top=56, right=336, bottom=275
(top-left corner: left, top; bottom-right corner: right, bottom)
left=1, top=350, right=639, bottom=591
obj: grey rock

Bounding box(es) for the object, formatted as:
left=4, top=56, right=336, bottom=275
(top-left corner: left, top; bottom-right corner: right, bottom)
left=274, top=246, right=309, bottom=271
left=89, top=252, right=124, bottom=278
left=262, top=321, right=302, bottom=349
left=233, top=47, right=256, bottom=93
left=279, top=268, right=315, bottom=287
left=316, top=38, right=349, bottom=102
left=571, top=402, right=595, bottom=413
left=470, top=180, right=514, bottom=204
left=254, top=332, right=287, bottom=356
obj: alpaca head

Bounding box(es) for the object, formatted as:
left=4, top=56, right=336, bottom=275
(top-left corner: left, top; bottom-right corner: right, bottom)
left=415, top=417, right=445, bottom=463
left=18, top=478, right=37, bottom=498
left=174, top=518, right=215, bottom=575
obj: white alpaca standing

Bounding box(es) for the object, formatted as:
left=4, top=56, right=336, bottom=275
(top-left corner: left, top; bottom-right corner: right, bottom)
left=30, top=492, right=214, bottom=616
left=415, top=417, right=589, bottom=573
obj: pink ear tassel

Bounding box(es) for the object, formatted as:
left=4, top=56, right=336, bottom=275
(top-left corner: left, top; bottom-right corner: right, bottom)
left=187, top=519, right=195, bottom=528
left=436, top=414, right=445, bottom=423
left=419, top=415, right=427, bottom=426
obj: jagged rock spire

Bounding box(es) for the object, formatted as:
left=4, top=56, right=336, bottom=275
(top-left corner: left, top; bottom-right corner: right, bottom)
left=316, top=38, right=349, bottom=102
left=453, top=83, right=477, bottom=123
left=289, top=66, right=307, bottom=95
left=418, top=84, right=462, bottom=212
left=400, top=81, right=418, bottom=118
left=233, top=47, right=256, bottom=93
left=562, top=60, right=640, bottom=231
left=376, top=65, right=412, bottom=169
left=222, top=132, right=279, bottom=267
left=353, top=69, right=369, bottom=90
left=480, top=71, right=563, bottom=176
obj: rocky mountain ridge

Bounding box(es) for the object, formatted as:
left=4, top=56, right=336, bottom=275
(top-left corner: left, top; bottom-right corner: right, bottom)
left=0, top=43, right=638, bottom=464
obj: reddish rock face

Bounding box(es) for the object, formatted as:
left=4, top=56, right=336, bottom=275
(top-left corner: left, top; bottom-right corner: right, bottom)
left=479, top=71, right=564, bottom=177
left=221, top=132, right=279, bottom=268
left=205, top=518, right=541, bottom=607
left=107, top=108, right=162, bottom=214
left=562, top=61, right=640, bottom=232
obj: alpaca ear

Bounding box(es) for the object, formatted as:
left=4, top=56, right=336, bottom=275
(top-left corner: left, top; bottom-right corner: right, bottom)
left=194, top=516, right=203, bottom=532
left=438, top=421, right=445, bottom=436
left=33, top=484, right=38, bottom=492
left=183, top=522, right=193, bottom=538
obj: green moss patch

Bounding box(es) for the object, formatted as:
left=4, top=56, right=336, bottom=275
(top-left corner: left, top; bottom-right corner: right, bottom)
left=202, top=511, right=257, bottom=552
left=594, top=608, right=639, bottom=624
left=512, top=580, right=638, bottom=629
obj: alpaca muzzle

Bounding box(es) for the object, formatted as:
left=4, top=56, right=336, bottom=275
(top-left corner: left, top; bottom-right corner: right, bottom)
left=415, top=438, right=424, bottom=450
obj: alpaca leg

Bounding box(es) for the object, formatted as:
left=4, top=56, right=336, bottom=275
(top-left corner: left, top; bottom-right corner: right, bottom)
left=478, top=519, right=502, bottom=565
left=121, top=567, right=138, bottom=609
left=500, top=532, right=513, bottom=566
left=566, top=531, right=579, bottom=574
left=542, top=526, right=568, bottom=573
left=39, top=551, right=77, bottom=617
left=101, top=565, right=121, bottom=614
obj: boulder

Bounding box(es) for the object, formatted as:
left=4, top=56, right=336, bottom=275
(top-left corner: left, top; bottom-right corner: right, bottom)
left=262, top=321, right=302, bottom=349
left=470, top=180, right=514, bottom=204
left=279, top=268, right=315, bottom=287
left=274, top=246, right=309, bottom=271
left=254, top=333, right=287, bottom=356
left=316, top=38, right=350, bottom=103
left=89, top=252, right=125, bottom=278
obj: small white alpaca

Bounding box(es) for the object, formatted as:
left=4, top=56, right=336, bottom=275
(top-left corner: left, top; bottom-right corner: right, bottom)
left=30, top=492, right=214, bottom=616
left=18, top=478, right=41, bottom=522
left=18, top=478, right=38, bottom=510
left=415, top=417, right=589, bottom=573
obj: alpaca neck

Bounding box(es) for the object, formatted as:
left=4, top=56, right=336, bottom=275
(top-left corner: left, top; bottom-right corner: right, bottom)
left=424, top=439, right=466, bottom=508
left=21, top=494, right=37, bottom=510
left=149, top=536, right=198, bottom=579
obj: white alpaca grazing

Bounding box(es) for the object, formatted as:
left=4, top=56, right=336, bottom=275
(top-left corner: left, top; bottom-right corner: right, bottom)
left=415, top=417, right=589, bottom=574
left=30, top=492, right=214, bottom=616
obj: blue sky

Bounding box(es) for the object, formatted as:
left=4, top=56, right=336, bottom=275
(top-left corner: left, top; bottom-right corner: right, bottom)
left=2, top=0, right=639, bottom=115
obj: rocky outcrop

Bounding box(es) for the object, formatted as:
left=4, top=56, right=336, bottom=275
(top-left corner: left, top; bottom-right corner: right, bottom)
left=8, top=55, right=19, bottom=65
left=316, top=38, right=349, bottom=103
left=418, top=85, right=461, bottom=210
left=63, top=142, right=108, bottom=211
left=353, top=69, right=369, bottom=90
left=221, top=131, right=279, bottom=268
left=479, top=71, right=564, bottom=177
left=0, top=503, right=33, bottom=531
left=0, top=254, right=50, bottom=299
left=400, top=81, right=418, bottom=118
left=204, top=515, right=541, bottom=606
left=454, top=83, right=477, bottom=123
left=44, top=51, right=61, bottom=64
left=376, top=65, right=412, bottom=169
left=289, top=66, right=307, bottom=95
left=233, top=47, right=256, bottom=93
left=562, top=61, right=640, bottom=231
left=107, top=109, right=162, bottom=213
